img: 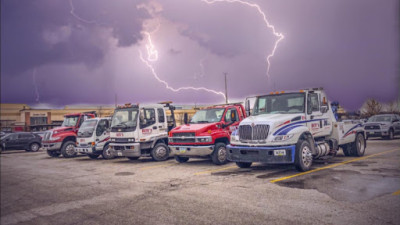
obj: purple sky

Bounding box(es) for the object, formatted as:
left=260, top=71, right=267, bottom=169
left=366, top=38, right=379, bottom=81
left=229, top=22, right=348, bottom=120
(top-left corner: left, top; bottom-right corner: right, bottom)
left=1, top=0, right=399, bottom=111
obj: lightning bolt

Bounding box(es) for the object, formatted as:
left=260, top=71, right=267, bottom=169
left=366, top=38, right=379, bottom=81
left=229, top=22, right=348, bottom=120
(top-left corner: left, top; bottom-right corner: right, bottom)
left=32, top=68, right=40, bottom=103
left=202, top=0, right=284, bottom=78
left=139, top=50, right=226, bottom=99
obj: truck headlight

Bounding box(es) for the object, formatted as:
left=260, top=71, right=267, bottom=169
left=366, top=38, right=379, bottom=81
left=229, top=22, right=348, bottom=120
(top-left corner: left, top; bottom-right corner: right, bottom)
left=231, top=131, right=239, bottom=141
left=273, top=134, right=294, bottom=142
left=128, top=138, right=135, bottom=142
left=168, top=137, right=173, bottom=143
left=196, top=136, right=212, bottom=143
left=111, top=138, right=116, bottom=142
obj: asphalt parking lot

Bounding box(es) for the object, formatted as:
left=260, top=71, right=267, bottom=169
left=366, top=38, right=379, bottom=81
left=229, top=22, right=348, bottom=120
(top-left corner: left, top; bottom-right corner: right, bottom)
left=1, top=138, right=399, bottom=225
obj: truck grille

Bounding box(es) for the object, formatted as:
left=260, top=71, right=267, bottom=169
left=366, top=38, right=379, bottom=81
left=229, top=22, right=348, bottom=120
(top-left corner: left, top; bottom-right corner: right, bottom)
left=172, top=132, right=195, bottom=143
left=365, top=125, right=380, bottom=130
left=43, top=131, right=53, bottom=141
left=239, top=124, right=269, bottom=141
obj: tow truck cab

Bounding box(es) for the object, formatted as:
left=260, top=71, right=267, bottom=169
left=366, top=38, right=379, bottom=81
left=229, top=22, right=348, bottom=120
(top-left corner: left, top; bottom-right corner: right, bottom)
left=168, top=103, right=246, bottom=165
left=42, top=112, right=96, bottom=158
left=109, top=102, right=176, bottom=161
left=75, top=117, right=113, bottom=159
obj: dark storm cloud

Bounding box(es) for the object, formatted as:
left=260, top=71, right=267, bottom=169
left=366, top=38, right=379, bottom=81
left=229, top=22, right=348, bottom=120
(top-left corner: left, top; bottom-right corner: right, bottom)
left=1, top=0, right=149, bottom=76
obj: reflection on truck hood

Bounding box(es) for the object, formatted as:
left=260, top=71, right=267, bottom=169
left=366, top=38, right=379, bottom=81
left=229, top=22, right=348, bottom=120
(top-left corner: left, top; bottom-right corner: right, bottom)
left=50, top=126, right=74, bottom=133
left=241, top=113, right=304, bottom=128
left=173, top=123, right=218, bottom=134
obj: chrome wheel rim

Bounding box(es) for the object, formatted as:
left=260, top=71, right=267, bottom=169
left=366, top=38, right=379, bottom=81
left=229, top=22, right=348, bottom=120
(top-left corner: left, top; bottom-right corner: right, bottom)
left=156, top=146, right=167, bottom=158
left=31, top=144, right=39, bottom=151
left=218, top=146, right=227, bottom=162
left=302, top=145, right=312, bottom=167
left=66, top=144, right=75, bottom=155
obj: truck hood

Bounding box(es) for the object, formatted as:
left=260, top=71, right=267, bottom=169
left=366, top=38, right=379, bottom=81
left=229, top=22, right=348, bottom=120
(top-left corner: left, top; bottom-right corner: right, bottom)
left=50, top=126, right=75, bottom=133
left=240, top=113, right=304, bottom=129
left=172, top=123, right=219, bottom=135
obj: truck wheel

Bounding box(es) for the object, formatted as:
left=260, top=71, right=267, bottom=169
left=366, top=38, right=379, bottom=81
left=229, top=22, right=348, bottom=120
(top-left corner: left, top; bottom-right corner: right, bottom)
left=211, top=142, right=228, bottom=165
left=88, top=154, right=100, bottom=159
left=342, top=145, right=352, bottom=156
left=102, top=145, right=115, bottom=160
left=236, top=162, right=252, bottom=168
left=127, top=157, right=139, bottom=160
left=29, top=143, right=40, bottom=152
left=388, top=129, right=394, bottom=140
left=350, top=133, right=366, bottom=157
left=151, top=143, right=169, bottom=161
left=61, top=141, right=77, bottom=158
left=294, top=140, right=313, bottom=172
left=175, top=156, right=189, bottom=163
left=47, top=150, right=60, bottom=158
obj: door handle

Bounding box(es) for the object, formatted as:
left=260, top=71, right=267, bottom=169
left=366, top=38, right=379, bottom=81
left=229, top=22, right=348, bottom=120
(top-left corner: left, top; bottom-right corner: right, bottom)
left=153, top=126, right=157, bottom=129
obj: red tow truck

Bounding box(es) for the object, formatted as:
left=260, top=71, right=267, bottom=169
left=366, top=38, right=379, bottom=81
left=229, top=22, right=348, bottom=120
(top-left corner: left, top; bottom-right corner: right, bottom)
left=42, top=112, right=96, bottom=158
left=168, top=103, right=246, bottom=165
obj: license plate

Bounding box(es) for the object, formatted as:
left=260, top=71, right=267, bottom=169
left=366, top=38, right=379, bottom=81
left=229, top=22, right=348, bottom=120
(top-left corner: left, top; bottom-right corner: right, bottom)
left=179, top=147, right=186, bottom=153
left=274, top=150, right=286, bottom=156
left=117, top=152, right=123, bottom=156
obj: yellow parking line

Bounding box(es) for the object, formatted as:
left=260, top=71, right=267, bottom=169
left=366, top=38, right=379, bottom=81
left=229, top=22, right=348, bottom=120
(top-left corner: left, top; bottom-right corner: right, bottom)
left=195, top=165, right=237, bottom=175
left=270, top=148, right=399, bottom=183
left=392, top=190, right=400, bottom=196
left=140, top=162, right=175, bottom=170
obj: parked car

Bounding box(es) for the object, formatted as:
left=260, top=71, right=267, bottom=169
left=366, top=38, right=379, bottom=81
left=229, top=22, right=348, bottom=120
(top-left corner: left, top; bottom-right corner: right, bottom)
left=364, top=114, right=400, bottom=139
left=0, top=132, right=42, bottom=153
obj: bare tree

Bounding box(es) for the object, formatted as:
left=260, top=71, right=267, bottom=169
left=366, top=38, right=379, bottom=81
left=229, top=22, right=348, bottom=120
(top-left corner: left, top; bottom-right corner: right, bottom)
left=362, top=98, right=382, bottom=117
left=388, top=100, right=399, bottom=114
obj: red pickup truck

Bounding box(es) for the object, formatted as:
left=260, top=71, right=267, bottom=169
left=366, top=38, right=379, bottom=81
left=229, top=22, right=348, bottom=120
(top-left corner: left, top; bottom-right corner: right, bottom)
left=168, top=103, right=246, bottom=165
left=42, top=112, right=96, bottom=158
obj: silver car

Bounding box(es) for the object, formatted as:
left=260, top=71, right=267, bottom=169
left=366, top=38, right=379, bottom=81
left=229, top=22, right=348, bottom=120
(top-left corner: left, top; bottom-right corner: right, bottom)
left=364, top=114, right=400, bottom=140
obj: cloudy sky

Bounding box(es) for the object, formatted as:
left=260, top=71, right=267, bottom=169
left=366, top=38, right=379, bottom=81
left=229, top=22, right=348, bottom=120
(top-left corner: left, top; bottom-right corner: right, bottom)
left=1, top=0, right=399, bottom=111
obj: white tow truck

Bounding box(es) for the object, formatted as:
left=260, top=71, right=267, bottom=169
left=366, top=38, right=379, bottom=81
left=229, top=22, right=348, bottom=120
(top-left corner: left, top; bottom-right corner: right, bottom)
left=75, top=117, right=113, bottom=159
left=227, top=88, right=366, bottom=171
left=109, top=102, right=176, bottom=161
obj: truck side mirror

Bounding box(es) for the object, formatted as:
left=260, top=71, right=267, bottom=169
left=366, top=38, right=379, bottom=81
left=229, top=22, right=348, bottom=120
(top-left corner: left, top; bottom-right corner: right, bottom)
left=183, top=113, right=189, bottom=124
left=245, top=99, right=251, bottom=116
left=321, top=105, right=329, bottom=113
left=231, top=110, right=237, bottom=122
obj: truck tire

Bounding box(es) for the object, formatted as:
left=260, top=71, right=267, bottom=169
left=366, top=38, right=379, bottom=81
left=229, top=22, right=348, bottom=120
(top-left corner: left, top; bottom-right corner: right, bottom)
left=236, top=162, right=252, bottom=168
left=294, top=140, right=313, bottom=172
left=61, top=141, right=77, bottom=158
left=29, top=143, right=40, bottom=152
left=127, top=157, right=139, bottom=160
left=342, top=145, right=352, bottom=156
left=211, top=142, right=228, bottom=165
left=350, top=133, right=366, bottom=157
left=102, top=145, right=115, bottom=160
left=151, top=143, right=169, bottom=161
left=88, top=154, right=100, bottom=159
left=47, top=150, right=60, bottom=158
left=175, top=156, right=189, bottom=163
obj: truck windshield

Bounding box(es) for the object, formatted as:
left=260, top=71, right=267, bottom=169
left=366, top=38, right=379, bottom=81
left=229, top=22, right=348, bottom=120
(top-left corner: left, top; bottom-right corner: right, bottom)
left=78, top=120, right=97, bottom=137
left=62, top=116, right=80, bottom=127
left=111, top=108, right=138, bottom=129
left=368, top=115, right=391, bottom=122
left=253, top=93, right=305, bottom=115
left=190, top=108, right=225, bottom=123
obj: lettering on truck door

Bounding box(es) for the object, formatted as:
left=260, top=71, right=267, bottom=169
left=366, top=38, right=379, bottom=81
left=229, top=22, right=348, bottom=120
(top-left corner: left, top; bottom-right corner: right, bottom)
left=139, top=108, right=158, bottom=139
left=306, top=92, right=331, bottom=137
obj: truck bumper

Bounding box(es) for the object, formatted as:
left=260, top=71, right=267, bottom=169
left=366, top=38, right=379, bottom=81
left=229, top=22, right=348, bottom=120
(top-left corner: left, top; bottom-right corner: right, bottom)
left=75, top=146, right=101, bottom=154
left=110, top=143, right=141, bottom=157
left=227, top=145, right=296, bottom=164
left=170, top=145, right=214, bottom=157
left=42, top=142, right=62, bottom=151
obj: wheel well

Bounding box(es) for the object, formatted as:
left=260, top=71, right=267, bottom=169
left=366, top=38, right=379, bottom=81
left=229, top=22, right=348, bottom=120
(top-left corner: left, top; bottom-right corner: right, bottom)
left=215, top=137, right=229, bottom=145
left=298, top=132, right=316, bottom=154
left=62, top=136, right=76, bottom=146
left=152, top=138, right=167, bottom=148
